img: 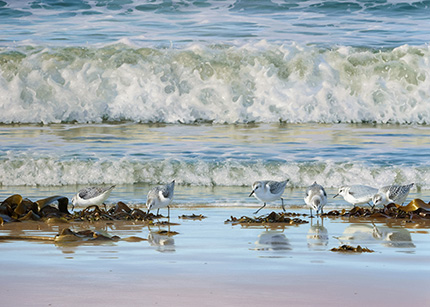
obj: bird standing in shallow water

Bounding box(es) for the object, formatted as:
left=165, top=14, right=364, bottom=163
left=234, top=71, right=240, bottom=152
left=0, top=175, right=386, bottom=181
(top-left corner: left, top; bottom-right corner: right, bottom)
left=146, top=180, right=175, bottom=218
left=71, top=185, right=116, bottom=209
left=249, top=180, right=289, bottom=214
left=304, top=182, right=327, bottom=217
left=372, top=183, right=414, bottom=208
left=333, top=184, right=378, bottom=208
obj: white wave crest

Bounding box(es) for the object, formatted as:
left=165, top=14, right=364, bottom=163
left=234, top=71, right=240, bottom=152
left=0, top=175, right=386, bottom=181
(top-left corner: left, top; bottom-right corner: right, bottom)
left=0, top=157, right=429, bottom=190
left=1, top=43, right=430, bottom=124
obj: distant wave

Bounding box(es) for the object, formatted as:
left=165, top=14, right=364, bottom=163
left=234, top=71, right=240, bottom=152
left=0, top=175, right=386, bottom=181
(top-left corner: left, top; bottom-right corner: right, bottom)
left=0, top=156, right=427, bottom=189
left=1, top=43, right=430, bottom=124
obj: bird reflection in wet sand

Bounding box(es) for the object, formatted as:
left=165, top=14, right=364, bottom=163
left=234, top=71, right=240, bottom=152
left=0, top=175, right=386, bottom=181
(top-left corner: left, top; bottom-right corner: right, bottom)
left=337, top=223, right=415, bottom=249
left=307, top=218, right=328, bottom=250
left=148, top=230, right=176, bottom=253
left=254, top=229, right=291, bottom=252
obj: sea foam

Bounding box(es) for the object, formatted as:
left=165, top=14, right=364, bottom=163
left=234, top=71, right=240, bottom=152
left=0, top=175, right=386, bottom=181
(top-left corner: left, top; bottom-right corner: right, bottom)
left=1, top=43, right=430, bottom=124
left=0, top=155, right=428, bottom=189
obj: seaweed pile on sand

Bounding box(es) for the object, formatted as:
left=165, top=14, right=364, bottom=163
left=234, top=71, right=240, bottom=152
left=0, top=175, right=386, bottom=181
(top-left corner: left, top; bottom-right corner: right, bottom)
left=0, top=194, right=162, bottom=224
left=323, top=199, right=430, bottom=220
left=331, top=245, right=374, bottom=253
left=225, top=211, right=309, bottom=225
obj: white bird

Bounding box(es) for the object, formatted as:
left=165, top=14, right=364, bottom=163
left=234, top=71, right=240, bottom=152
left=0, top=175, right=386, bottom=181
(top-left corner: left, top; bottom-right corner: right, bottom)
left=249, top=180, right=289, bottom=214
left=304, top=182, right=327, bottom=217
left=372, top=183, right=414, bottom=208
left=146, top=180, right=175, bottom=218
left=333, top=185, right=378, bottom=208
left=71, top=185, right=116, bottom=208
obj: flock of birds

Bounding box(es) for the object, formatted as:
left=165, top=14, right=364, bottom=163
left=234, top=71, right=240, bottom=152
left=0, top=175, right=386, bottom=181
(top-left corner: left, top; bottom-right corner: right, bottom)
left=71, top=179, right=415, bottom=218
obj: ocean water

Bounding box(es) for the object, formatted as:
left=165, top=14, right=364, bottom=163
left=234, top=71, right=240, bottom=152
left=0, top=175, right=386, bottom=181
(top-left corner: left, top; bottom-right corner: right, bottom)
left=1, top=0, right=430, bottom=207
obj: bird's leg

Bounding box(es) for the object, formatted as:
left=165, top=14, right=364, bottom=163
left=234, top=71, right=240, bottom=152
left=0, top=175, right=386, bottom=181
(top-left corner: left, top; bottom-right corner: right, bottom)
left=167, top=206, right=170, bottom=220
left=309, top=208, right=314, bottom=218
left=281, top=198, right=286, bottom=212
left=157, top=208, right=160, bottom=216
left=254, top=203, right=266, bottom=215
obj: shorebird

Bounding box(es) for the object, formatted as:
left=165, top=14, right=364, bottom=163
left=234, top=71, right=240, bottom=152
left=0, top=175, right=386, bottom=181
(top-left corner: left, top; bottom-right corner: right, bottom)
left=249, top=180, right=289, bottom=214
left=304, top=182, right=327, bottom=217
left=333, top=184, right=378, bottom=208
left=71, top=185, right=116, bottom=208
left=372, top=183, right=414, bottom=208
left=146, top=180, right=175, bottom=218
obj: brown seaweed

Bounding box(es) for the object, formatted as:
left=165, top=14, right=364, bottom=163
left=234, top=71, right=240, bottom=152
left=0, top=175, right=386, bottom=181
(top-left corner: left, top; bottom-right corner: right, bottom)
left=54, top=228, right=120, bottom=243
left=323, top=199, right=430, bottom=220
left=36, top=196, right=70, bottom=214
left=155, top=230, right=179, bottom=236
left=178, top=214, right=207, bottom=220
left=331, top=244, right=374, bottom=253
left=225, top=211, right=309, bottom=225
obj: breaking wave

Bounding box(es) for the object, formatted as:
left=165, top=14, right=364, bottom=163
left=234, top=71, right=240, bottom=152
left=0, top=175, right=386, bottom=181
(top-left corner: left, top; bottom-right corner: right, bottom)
left=1, top=42, right=430, bottom=125
left=0, top=156, right=428, bottom=189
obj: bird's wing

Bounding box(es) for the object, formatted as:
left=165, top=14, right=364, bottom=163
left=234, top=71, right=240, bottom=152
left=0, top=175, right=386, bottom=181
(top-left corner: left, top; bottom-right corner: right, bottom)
left=79, top=185, right=115, bottom=200
left=79, top=187, right=100, bottom=200
left=350, top=185, right=377, bottom=197
left=387, top=184, right=413, bottom=200
left=269, top=180, right=287, bottom=194
left=161, top=185, right=170, bottom=198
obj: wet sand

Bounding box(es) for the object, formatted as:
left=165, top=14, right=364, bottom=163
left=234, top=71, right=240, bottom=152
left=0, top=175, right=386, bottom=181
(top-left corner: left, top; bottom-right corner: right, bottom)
left=1, top=207, right=429, bottom=306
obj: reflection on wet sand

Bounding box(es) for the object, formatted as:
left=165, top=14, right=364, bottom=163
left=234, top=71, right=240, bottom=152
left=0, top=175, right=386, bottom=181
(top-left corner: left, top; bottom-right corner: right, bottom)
left=307, top=218, right=329, bottom=250
left=148, top=229, right=176, bottom=253
left=338, top=223, right=415, bottom=249
left=254, top=229, right=291, bottom=253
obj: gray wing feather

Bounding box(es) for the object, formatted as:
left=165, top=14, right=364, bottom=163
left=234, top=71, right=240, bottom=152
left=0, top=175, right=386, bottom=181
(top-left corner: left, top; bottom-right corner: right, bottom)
left=148, top=181, right=175, bottom=199
left=79, top=185, right=115, bottom=200
left=268, top=180, right=288, bottom=194
left=147, top=186, right=162, bottom=199
left=387, top=183, right=413, bottom=200
left=350, top=185, right=377, bottom=194
left=349, top=185, right=378, bottom=197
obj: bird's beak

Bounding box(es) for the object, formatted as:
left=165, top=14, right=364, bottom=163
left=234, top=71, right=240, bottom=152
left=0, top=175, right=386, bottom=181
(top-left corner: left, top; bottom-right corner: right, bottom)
left=333, top=193, right=339, bottom=198
left=249, top=190, right=255, bottom=197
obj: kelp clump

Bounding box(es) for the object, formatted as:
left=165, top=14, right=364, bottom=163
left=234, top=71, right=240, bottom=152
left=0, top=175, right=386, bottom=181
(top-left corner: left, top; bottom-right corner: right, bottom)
left=323, top=199, right=430, bottom=219
left=225, top=211, right=308, bottom=225
left=0, top=194, right=160, bottom=224
left=0, top=194, right=70, bottom=224
left=331, top=245, right=374, bottom=253
left=178, top=214, right=207, bottom=220
left=76, top=202, right=157, bottom=222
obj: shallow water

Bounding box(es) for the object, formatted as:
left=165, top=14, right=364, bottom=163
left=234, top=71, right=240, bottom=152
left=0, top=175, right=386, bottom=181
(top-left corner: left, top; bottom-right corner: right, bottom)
left=1, top=207, right=429, bottom=306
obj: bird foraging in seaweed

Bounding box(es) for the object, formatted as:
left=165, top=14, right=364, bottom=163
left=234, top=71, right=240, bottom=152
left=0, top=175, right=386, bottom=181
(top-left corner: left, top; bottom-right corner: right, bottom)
left=146, top=180, right=175, bottom=218
left=304, top=182, right=327, bottom=217
left=71, top=185, right=116, bottom=209
left=372, top=183, right=414, bottom=208
left=249, top=180, right=289, bottom=214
